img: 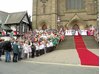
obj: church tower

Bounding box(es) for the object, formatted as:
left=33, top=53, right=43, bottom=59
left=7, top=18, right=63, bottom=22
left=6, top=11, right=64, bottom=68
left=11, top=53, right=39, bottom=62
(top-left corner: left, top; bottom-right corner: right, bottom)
left=32, top=0, right=57, bottom=30
left=32, top=0, right=98, bottom=30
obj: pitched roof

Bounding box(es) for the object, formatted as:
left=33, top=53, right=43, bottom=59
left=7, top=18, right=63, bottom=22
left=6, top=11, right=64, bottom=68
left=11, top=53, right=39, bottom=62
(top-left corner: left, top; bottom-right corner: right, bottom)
left=0, top=11, right=28, bottom=31
left=0, top=11, right=8, bottom=24
left=5, top=11, right=27, bottom=24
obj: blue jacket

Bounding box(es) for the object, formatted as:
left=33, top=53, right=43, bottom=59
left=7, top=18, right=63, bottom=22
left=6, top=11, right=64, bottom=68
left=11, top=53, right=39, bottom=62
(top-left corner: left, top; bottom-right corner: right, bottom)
left=12, top=43, right=19, bottom=54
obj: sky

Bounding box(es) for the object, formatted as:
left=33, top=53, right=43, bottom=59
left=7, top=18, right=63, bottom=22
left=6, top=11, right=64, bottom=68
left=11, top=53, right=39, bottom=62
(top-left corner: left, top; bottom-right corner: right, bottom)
left=0, top=0, right=32, bottom=16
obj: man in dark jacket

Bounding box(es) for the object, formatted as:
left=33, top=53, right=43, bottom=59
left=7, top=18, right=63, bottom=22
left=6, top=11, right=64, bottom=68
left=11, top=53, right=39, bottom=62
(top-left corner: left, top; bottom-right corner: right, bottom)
left=0, top=41, right=3, bottom=61
left=31, top=42, right=36, bottom=58
left=3, top=41, right=12, bottom=62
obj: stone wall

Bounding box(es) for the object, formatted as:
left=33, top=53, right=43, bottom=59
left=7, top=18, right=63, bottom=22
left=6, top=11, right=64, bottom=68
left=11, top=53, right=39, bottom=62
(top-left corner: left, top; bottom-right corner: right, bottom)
left=32, top=0, right=57, bottom=29
left=32, top=0, right=98, bottom=30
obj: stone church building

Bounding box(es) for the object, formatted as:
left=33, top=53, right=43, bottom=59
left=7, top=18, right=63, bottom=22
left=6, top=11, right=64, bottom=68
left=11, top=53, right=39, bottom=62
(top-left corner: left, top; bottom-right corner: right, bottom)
left=32, top=0, right=98, bottom=30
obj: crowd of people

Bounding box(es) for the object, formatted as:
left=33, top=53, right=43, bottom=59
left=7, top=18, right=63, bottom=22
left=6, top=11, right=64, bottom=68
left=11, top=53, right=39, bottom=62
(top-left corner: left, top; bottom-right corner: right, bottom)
left=93, top=26, right=99, bottom=43
left=0, top=26, right=99, bottom=63
left=0, top=29, right=65, bottom=62
left=65, top=25, right=99, bottom=39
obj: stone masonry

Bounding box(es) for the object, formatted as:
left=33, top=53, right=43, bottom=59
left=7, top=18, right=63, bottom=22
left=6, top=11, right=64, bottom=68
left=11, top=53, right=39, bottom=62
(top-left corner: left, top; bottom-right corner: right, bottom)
left=32, top=0, right=98, bottom=30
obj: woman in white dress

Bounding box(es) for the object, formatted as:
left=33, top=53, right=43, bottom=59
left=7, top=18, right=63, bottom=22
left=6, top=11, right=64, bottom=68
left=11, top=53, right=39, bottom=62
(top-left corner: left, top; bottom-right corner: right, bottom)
left=23, top=41, right=30, bottom=59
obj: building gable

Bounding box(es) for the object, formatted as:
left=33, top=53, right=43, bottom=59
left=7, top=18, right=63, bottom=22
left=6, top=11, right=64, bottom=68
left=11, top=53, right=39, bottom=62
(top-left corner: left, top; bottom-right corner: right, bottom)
left=67, top=14, right=87, bottom=26
left=5, top=11, right=27, bottom=25
left=22, top=15, right=29, bottom=24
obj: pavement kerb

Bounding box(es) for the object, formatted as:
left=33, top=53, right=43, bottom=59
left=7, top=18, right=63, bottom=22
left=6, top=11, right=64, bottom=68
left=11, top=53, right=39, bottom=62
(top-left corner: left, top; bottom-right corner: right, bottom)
left=23, top=60, right=99, bottom=68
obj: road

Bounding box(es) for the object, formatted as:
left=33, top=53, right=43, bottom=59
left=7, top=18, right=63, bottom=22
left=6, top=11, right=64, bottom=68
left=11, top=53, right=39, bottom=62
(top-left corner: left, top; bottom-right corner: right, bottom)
left=0, top=60, right=99, bottom=74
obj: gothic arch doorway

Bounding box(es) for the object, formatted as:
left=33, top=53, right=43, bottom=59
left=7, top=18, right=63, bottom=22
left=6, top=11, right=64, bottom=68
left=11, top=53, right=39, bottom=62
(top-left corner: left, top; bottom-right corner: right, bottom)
left=70, top=20, right=80, bottom=30
left=41, top=22, right=47, bottom=30
left=67, top=19, right=87, bottom=30
left=66, top=14, right=88, bottom=30
left=73, top=24, right=79, bottom=30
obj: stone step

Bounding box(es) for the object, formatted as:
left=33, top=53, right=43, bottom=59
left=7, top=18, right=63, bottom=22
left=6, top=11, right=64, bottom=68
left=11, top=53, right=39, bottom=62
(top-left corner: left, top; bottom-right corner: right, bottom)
left=56, top=36, right=99, bottom=50
left=56, top=36, right=75, bottom=50
left=82, top=36, right=99, bottom=49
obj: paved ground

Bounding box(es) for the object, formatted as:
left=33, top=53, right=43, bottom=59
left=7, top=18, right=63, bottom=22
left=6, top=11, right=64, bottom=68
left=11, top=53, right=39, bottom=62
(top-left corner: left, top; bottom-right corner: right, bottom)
left=24, top=49, right=80, bottom=65
left=1, top=48, right=99, bottom=65
left=0, top=60, right=99, bottom=74
left=87, top=49, right=99, bottom=56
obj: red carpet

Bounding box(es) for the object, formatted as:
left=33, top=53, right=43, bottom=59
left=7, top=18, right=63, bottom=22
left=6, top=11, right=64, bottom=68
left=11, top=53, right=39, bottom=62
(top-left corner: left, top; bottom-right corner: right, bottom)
left=74, top=35, right=99, bottom=66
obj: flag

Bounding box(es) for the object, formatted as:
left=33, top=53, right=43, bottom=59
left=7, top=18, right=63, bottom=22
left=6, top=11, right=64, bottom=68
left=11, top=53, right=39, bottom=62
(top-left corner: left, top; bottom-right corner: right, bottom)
left=13, top=31, right=17, bottom=35
left=2, top=30, right=6, bottom=35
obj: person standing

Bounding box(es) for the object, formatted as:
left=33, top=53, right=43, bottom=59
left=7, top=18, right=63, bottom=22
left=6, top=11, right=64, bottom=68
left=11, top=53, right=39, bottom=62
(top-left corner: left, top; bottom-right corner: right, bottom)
left=12, top=40, right=19, bottom=62
left=17, top=41, right=23, bottom=60
left=3, top=41, right=12, bottom=62
left=35, top=42, right=40, bottom=57
left=39, top=41, right=45, bottom=55
left=0, top=40, right=3, bottom=61
left=31, top=42, right=36, bottom=58
left=23, top=41, right=30, bottom=59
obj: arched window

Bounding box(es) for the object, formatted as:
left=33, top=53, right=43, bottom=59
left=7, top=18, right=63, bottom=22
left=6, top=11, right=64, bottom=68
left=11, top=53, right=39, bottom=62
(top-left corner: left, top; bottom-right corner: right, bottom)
left=66, top=0, right=85, bottom=10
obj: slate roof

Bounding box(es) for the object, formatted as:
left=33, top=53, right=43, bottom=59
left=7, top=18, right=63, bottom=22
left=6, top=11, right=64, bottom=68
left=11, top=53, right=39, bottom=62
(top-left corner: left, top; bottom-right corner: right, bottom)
left=5, top=11, right=27, bottom=24
left=0, top=11, right=28, bottom=31
left=0, top=11, right=27, bottom=24
left=0, top=11, right=8, bottom=24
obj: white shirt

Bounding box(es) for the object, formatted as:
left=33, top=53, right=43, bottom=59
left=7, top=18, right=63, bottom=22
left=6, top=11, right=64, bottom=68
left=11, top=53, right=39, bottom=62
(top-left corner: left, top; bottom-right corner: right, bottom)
left=34, top=43, right=39, bottom=50
left=47, top=41, right=53, bottom=47
left=23, top=44, right=29, bottom=53
left=39, top=44, right=45, bottom=50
